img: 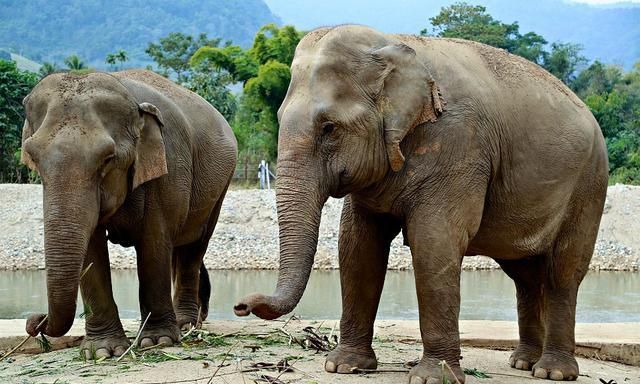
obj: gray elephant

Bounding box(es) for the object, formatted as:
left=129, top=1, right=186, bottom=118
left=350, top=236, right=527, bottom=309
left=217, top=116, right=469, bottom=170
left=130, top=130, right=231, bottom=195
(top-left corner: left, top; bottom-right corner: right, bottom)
left=22, top=70, right=237, bottom=358
left=235, top=25, right=608, bottom=383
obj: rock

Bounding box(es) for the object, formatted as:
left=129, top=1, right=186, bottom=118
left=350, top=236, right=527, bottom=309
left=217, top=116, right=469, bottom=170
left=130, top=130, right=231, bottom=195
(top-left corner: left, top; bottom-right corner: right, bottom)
left=0, top=184, right=638, bottom=271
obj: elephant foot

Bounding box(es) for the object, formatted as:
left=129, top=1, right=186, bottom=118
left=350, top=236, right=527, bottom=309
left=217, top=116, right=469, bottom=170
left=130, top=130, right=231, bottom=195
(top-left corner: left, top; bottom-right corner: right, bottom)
left=408, top=357, right=465, bottom=384
left=532, top=352, right=579, bottom=381
left=81, top=333, right=130, bottom=359
left=176, top=306, right=207, bottom=331
left=139, top=323, right=180, bottom=348
left=509, top=343, right=542, bottom=371
left=325, top=345, right=377, bottom=373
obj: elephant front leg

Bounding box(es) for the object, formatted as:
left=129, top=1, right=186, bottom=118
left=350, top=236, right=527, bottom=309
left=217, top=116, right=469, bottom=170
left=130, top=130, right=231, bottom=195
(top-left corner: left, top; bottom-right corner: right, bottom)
left=80, top=228, right=129, bottom=358
left=407, top=212, right=467, bottom=384
left=325, top=198, right=400, bottom=374
left=136, top=236, right=179, bottom=348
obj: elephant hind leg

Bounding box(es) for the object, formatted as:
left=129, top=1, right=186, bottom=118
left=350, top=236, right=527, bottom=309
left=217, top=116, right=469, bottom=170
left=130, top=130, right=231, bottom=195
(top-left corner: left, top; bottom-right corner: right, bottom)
left=496, top=256, right=545, bottom=371
left=173, top=243, right=208, bottom=330
left=534, top=203, right=602, bottom=381
left=173, top=187, right=227, bottom=329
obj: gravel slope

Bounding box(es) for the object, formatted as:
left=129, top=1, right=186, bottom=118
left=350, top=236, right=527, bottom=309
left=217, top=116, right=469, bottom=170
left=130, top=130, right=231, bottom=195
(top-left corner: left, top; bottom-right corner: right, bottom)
left=0, top=184, right=638, bottom=271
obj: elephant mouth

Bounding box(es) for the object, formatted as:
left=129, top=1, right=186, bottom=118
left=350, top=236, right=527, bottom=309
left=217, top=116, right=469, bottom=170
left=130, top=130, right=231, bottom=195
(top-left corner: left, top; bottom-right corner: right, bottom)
left=329, top=169, right=351, bottom=198
left=330, top=188, right=349, bottom=199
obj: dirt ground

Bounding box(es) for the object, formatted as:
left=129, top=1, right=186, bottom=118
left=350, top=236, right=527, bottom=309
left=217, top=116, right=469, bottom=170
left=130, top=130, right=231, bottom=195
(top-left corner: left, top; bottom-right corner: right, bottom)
left=1, top=319, right=638, bottom=384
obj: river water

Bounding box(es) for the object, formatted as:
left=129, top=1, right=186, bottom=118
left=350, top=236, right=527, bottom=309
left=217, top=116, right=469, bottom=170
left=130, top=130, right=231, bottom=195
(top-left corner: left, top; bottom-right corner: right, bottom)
left=0, top=270, right=638, bottom=322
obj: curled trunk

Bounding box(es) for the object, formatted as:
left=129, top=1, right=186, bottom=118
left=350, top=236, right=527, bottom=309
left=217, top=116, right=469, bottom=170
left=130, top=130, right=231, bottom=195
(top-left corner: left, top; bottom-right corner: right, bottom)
left=26, top=181, right=99, bottom=337
left=235, top=164, right=326, bottom=319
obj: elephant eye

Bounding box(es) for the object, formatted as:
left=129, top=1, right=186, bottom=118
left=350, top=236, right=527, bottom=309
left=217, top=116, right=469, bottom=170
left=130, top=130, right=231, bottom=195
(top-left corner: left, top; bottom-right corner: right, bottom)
left=101, top=154, right=115, bottom=169
left=322, top=122, right=336, bottom=135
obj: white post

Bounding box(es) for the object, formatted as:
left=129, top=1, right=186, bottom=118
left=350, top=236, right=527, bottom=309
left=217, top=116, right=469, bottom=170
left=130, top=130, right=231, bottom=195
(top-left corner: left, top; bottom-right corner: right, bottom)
left=266, top=162, right=271, bottom=190
left=259, top=160, right=266, bottom=189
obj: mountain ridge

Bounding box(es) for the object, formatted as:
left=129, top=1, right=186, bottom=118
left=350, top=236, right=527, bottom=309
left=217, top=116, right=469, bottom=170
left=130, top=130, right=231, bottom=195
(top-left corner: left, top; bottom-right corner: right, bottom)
left=0, top=0, right=280, bottom=69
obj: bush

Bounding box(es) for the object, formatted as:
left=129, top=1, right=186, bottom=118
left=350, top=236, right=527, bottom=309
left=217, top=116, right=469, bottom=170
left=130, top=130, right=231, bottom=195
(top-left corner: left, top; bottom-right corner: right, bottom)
left=0, top=59, right=39, bottom=182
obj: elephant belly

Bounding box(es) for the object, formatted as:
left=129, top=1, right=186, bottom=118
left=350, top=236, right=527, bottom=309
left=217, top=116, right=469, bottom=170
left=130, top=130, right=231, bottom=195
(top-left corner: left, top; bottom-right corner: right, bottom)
left=467, top=220, right=559, bottom=259
left=174, top=207, right=217, bottom=247
left=466, top=193, right=571, bottom=260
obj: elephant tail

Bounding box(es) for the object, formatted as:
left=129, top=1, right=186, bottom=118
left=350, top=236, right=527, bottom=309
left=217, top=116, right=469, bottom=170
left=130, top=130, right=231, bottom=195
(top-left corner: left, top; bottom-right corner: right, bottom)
left=198, top=262, right=211, bottom=323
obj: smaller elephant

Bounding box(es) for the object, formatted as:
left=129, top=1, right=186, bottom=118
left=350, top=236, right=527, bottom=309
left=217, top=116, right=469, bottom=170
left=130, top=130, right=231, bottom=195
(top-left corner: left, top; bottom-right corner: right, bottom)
left=22, top=70, right=237, bottom=358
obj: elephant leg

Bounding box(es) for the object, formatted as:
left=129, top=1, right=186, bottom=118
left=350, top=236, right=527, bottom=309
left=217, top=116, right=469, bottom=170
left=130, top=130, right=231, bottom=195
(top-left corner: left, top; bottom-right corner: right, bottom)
left=532, top=195, right=601, bottom=381
left=532, top=243, right=591, bottom=380
left=325, top=197, right=400, bottom=374
left=406, top=207, right=468, bottom=384
left=136, top=233, right=179, bottom=348
left=172, top=191, right=225, bottom=328
left=80, top=228, right=129, bottom=358
left=497, top=257, right=545, bottom=371
left=172, top=242, right=208, bottom=330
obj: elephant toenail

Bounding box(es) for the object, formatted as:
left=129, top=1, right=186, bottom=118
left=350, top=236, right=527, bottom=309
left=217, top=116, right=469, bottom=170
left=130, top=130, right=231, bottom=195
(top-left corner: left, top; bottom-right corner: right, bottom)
left=95, top=348, right=110, bottom=358
left=337, top=363, right=353, bottom=373
left=325, top=361, right=337, bottom=372
left=534, top=367, right=549, bottom=379
left=509, top=357, right=515, bottom=367
left=140, top=338, right=154, bottom=348
left=409, top=376, right=425, bottom=384
left=158, top=336, right=173, bottom=346
left=425, top=377, right=440, bottom=384
left=515, top=360, right=530, bottom=370
left=113, top=346, right=126, bottom=356
left=550, top=370, right=564, bottom=380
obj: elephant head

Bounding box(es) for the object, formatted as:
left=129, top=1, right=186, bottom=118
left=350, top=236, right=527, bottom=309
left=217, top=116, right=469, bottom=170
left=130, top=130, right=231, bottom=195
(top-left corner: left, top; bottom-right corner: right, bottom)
left=235, top=25, right=443, bottom=319
left=22, top=72, right=167, bottom=337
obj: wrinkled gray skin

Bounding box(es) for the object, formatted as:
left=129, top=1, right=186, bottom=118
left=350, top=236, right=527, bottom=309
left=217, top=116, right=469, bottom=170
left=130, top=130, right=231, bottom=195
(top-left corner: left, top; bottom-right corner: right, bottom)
left=22, top=70, right=237, bottom=358
left=235, top=25, right=608, bottom=383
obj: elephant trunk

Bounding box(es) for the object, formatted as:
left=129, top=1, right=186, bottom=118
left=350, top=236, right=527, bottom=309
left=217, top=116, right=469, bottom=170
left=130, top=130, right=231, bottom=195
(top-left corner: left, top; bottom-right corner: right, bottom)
left=26, top=180, right=99, bottom=337
left=235, top=160, right=327, bottom=319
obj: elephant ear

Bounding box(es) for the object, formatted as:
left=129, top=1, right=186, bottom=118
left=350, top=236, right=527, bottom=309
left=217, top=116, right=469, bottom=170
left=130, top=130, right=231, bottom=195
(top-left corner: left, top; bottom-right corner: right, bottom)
left=20, top=118, right=37, bottom=171
left=20, top=94, right=38, bottom=171
left=132, top=102, right=168, bottom=190
left=371, top=43, right=444, bottom=172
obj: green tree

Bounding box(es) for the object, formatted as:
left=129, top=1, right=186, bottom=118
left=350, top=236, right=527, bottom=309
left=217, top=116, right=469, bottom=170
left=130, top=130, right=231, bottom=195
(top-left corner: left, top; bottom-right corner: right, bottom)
left=425, top=3, right=518, bottom=48
left=424, top=2, right=588, bottom=79
left=544, top=42, right=587, bottom=84
left=191, top=44, right=259, bottom=84
left=572, top=61, right=623, bottom=98
left=511, top=31, right=548, bottom=65
left=146, top=32, right=221, bottom=83
left=0, top=60, right=39, bottom=182
left=64, top=54, right=86, bottom=71
left=191, top=24, right=304, bottom=162
left=585, top=90, right=627, bottom=138
left=39, top=61, right=61, bottom=77
left=106, top=49, right=129, bottom=70
left=187, top=66, right=237, bottom=122
left=579, top=62, right=640, bottom=184
left=423, top=2, right=548, bottom=65
left=146, top=32, right=237, bottom=123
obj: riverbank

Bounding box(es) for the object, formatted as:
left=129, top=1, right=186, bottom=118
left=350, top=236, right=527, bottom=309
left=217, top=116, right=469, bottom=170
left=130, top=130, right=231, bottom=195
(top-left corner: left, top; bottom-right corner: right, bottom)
left=1, top=319, right=639, bottom=383
left=1, top=184, right=638, bottom=271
